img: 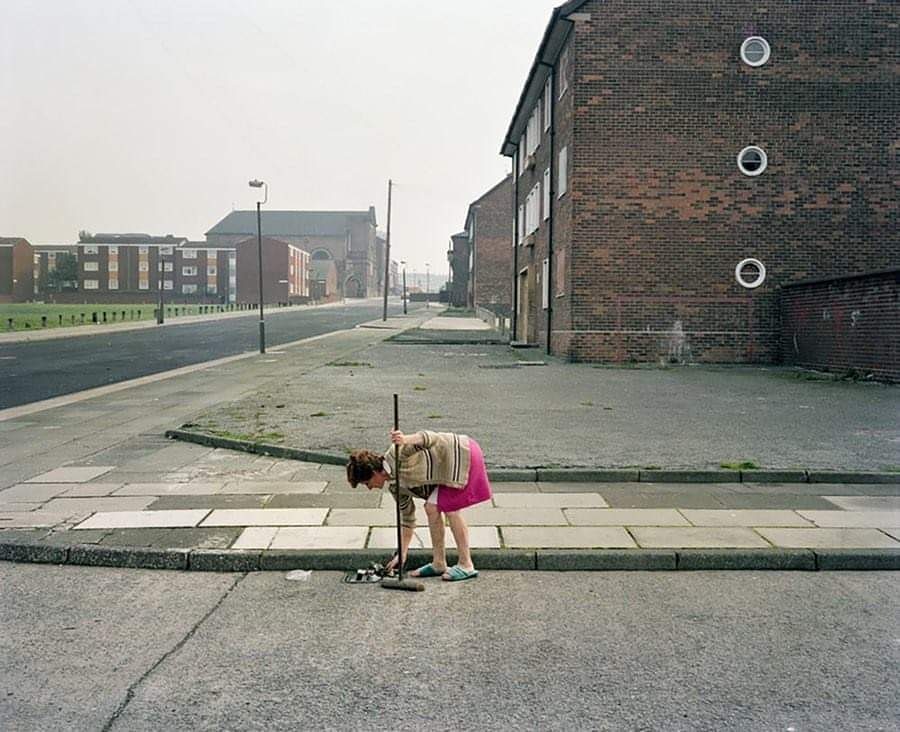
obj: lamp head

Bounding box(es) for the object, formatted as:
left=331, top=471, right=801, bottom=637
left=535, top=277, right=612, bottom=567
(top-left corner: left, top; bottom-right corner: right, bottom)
left=248, top=179, right=264, bottom=188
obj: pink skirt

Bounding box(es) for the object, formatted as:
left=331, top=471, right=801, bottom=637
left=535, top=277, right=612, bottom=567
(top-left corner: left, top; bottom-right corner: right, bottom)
left=436, top=439, right=492, bottom=513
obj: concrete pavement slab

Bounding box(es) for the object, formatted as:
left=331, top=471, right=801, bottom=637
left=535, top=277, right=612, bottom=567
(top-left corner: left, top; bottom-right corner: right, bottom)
left=269, top=526, right=368, bottom=550
left=74, top=509, right=210, bottom=530
left=599, top=490, right=727, bottom=509
left=200, top=508, right=327, bottom=527
left=221, top=481, right=326, bottom=494
left=493, top=493, right=609, bottom=508
left=822, top=496, right=900, bottom=511
left=715, top=494, right=839, bottom=510
left=232, top=527, right=278, bottom=550
left=42, top=496, right=155, bottom=513
left=797, top=510, right=900, bottom=528
left=680, top=510, right=814, bottom=527
left=629, top=527, right=770, bottom=548
left=148, top=494, right=268, bottom=510
left=0, top=484, right=77, bottom=502
left=464, top=507, right=568, bottom=526
left=0, top=502, right=42, bottom=511
left=98, top=527, right=240, bottom=549
left=367, top=526, right=501, bottom=549
left=0, top=511, right=83, bottom=528
left=882, top=528, right=900, bottom=541
left=502, top=526, right=636, bottom=548
left=25, top=466, right=115, bottom=483
left=325, top=508, right=397, bottom=526
left=265, top=493, right=381, bottom=508
left=59, top=483, right=123, bottom=497
left=488, top=481, right=541, bottom=493
left=112, top=482, right=224, bottom=496
left=565, top=508, right=690, bottom=526
left=756, top=528, right=900, bottom=549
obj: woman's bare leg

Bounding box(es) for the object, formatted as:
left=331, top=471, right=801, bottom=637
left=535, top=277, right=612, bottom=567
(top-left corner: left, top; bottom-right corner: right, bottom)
left=445, top=510, right=474, bottom=571
left=411, top=502, right=447, bottom=575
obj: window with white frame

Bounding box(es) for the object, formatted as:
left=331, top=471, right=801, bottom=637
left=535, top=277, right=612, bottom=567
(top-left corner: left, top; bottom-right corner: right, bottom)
left=83, top=245, right=99, bottom=255
left=543, top=77, right=552, bottom=131
left=526, top=103, right=541, bottom=157
left=139, top=279, right=149, bottom=290
left=542, top=258, right=549, bottom=310
left=525, top=182, right=541, bottom=237
left=108, top=260, right=118, bottom=272
left=182, top=284, right=198, bottom=294
left=108, top=278, right=118, bottom=290
left=161, top=246, right=173, bottom=255
left=517, top=204, right=525, bottom=244
left=543, top=168, right=551, bottom=220
left=163, top=280, right=174, bottom=290
left=518, top=135, right=526, bottom=176
left=207, top=265, right=217, bottom=276
left=182, top=249, right=197, bottom=259
left=139, top=261, right=149, bottom=272
left=558, top=47, right=569, bottom=98
left=558, top=146, right=568, bottom=198
left=83, top=279, right=99, bottom=289
left=139, top=246, right=149, bottom=254
left=108, top=246, right=118, bottom=254
left=207, top=284, right=217, bottom=294
left=182, top=266, right=198, bottom=276
left=164, top=261, right=173, bottom=272
left=83, top=261, right=99, bottom=271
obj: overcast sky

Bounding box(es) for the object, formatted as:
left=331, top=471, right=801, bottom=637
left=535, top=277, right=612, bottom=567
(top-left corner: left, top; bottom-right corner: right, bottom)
left=1, top=0, right=556, bottom=272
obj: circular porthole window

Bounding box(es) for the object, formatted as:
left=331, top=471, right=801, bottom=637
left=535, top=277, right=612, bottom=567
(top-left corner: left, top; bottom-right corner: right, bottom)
left=738, top=146, right=767, bottom=176
left=741, top=36, right=770, bottom=67
left=735, top=258, right=766, bottom=289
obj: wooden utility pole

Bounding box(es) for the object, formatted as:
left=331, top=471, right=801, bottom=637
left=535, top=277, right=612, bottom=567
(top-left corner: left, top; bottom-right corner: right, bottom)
left=382, top=179, right=392, bottom=321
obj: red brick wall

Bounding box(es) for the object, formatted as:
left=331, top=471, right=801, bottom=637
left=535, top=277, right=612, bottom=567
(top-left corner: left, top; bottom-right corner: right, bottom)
left=780, top=269, right=899, bottom=382
left=472, top=176, right=513, bottom=314
left=552, top=0, right=899, bottom=362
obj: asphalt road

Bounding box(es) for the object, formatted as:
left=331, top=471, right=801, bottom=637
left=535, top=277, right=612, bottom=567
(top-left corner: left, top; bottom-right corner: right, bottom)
left=2, top=563, right=897, bottom=731
left=0, top=300, right=417, bottom=410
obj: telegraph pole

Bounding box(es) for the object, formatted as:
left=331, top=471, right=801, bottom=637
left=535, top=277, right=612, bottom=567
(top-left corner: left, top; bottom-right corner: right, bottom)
left=382, top=179, right=392, bottom=321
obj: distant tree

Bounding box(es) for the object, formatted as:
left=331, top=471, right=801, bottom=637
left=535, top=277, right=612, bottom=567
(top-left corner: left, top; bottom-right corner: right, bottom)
left=47, top=253, right=79, bottom=291
left=78, top=230, right=93, bottom=242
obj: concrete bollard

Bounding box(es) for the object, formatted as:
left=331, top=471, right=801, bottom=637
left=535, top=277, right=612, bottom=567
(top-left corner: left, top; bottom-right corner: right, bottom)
left=7, top=318, right=13, bottom=330
left=102, top=311, right=107, bottom=323
left=58, top=314, right=63, bottom=326
left=92, top=312, right=98, bottom=324
left=41, top=315, right=47, bottom=327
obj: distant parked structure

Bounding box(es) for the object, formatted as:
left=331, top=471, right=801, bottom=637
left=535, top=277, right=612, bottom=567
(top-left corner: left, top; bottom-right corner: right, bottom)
left=0, top=237, right=34, bottom=302
left=501, top=0, right=899, bottom=366
left=206, top=208, right=380, bottom=299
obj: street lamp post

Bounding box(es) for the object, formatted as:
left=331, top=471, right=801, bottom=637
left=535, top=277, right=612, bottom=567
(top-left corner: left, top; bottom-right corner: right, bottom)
left=157, top=247, right=166, bottom=325
left=400, top=260, right=407, bottom=314
left=249, top=179, right=268, bottom=354
left=425, top=263, right=430, bottom=308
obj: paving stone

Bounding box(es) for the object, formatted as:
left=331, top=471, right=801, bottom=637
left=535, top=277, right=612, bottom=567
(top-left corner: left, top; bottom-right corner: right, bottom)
left=266, top=493, right=381, bottom=509
left=797, top=510, right=900, bottom=528
left=615, top=482, right=739, bottom=494
left=232, top=527, right=278, bottom=550
left=488, top=481, right=541, bottom=493
left=680, top=510, right=813, bottom=527
left=0, top=502, right=42, bottom=512
left=0, top=512, right=76, bottom=528
left=493, top=493, right=608, bottom=508
left=715, top=494, right=839, bottom=510
left=0, top=484, right=73, bottom=502
left=0, top=529, right=47, bottom=542
left=200, top=508, right=327, bottom=527
left=221, top=481, right=326, bottom=495
left=756, top=528, right=900, bottom=549
left=601, top=491, right=727, bottom=509
left=465, top=508, right=568, bottom=526
left=565, top=508, right=690, bottom=526
left=25, top=466, right=115, bottom=483
left=74, top=509, right=210, bottom=530
left=113, top=483, right=224, bottom=496
left=59, top=483, right=123, bottom=497
left=148, top=495, right=268, bottom=510
left=367, top=526, right=501, bottom=550
left=43, top=496, right=155, bottom=513
left=99, top=527, right=240, bottom=549
left=822, top=496, right=900, bottom=511
left=325, top=508, right=398, bottom=526
left=42, top=529, right=108, bottom=545
left=536, top=549, right=676, bottom=571
left=269, top=526, right=369, bottom=550
left=882, top=528, right=900, bottom=542
left=501, top=526, right=636, bottom=549
left=814, top=548, right=900, bottom=570
left=537, top=482, right=628, bottom=494
left=675, top=549, right=816, bottom=571
left=629, top=527, right=770, bottom=549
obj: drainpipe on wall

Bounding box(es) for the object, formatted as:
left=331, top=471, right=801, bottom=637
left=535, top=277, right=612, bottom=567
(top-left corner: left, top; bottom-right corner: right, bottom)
left=540, top=60, right=556, bottom=356
left=511, top=151, right=519, bottom=340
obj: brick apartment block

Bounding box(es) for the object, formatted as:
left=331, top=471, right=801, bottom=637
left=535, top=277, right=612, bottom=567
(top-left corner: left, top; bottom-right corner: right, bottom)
left=0, top=237, right=35, bottom=302
left=235, top=236, right=310, bottom=304
left=465, top=175, right=514, bottom=315
left=447, top=232, right=470, bottom=307
left=206, top=209, right=380, bottom=299
left=501, top=0, right=899, bottom=363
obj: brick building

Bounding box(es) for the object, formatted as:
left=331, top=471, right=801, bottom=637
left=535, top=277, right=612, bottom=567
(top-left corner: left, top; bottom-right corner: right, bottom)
left=502, top=0, right=899, bottom=362
left=236, top=236, right=310, bottom=304
left=206, top=208, right=380, bottom=299
left=0, top=237, right=34, bottom=302
left=70, top=234, right=237, bottom=304
left=466, top=175, right=513, bottom=314
left=32, top=244, right=78, bottom=296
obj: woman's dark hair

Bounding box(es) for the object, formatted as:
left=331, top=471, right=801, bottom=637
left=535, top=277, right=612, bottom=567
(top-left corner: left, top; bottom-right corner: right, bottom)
left=346, top=449, right=383, bottom=488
